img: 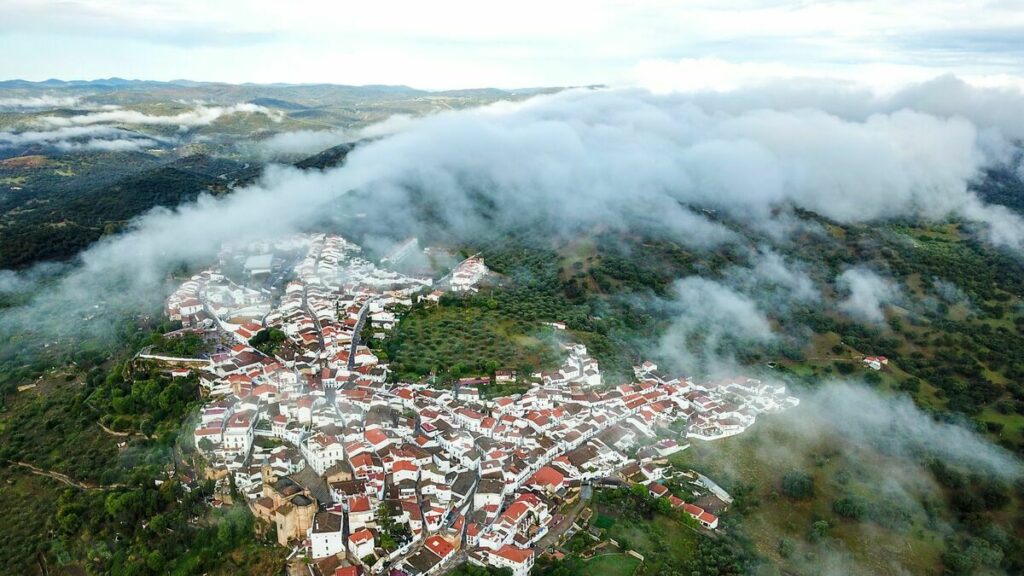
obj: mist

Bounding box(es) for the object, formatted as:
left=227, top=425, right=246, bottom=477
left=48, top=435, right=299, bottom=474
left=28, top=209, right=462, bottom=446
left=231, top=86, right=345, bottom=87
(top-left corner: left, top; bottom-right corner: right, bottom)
left=0, top=125, right=158, bottom=148
left=258, top=128, right=355, bottom=158
left=2, top=78, right=1024, bottom=346
left=837, top=268, right=901, bottom=323
left=37, top=102, right=281, bottom=128
left=696, top=378, right=1024, bottom=575
left=257, top=114, right=416, bottom=158
left=2, top=76, right=1022, bottom=576
left=655, top=276, right=776, bottom=373
left=0, top=94, right=82, bottom=109
left=53, top=137, right=158, bottom=152
left=803, top=382, right=1021, bottom=479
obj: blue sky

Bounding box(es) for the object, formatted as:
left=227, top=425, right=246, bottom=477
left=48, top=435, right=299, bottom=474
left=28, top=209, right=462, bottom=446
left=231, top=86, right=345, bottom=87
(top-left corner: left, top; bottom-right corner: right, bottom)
left=2, top=0, right=1023, bottom=90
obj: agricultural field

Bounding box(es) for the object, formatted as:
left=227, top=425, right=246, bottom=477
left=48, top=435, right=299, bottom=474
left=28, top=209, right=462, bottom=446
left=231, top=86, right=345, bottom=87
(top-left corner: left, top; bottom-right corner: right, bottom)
left=385, top=301, right=562, bottom=382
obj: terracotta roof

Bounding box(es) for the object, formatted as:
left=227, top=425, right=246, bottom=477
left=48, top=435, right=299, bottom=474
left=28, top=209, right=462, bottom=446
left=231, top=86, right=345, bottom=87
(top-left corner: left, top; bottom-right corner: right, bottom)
left=349, top=496, right=371, bottom=513
left=424, top=535, right=454, bottom=559
left=528, top=466, right=565, bottom=489
left=493, top=545, right=533, bottom=563
left=349, top=528, right=374, bottom=544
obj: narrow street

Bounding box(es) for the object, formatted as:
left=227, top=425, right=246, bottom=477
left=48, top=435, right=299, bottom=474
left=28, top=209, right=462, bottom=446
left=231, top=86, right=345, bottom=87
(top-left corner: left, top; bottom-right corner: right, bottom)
left=534, top=491, right=589, bottom=552
left=347, top=299, right=373, bottom=371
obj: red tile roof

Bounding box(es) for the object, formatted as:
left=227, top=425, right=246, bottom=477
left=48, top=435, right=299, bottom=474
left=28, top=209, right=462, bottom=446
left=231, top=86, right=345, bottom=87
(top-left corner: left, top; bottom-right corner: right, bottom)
left=424, top=535, right=454, bottom=559
left=528, top=466, right=565, bottom=490
left=349, top=528, right=374, bottom=544
left=493, top=545, right=533, bottom=563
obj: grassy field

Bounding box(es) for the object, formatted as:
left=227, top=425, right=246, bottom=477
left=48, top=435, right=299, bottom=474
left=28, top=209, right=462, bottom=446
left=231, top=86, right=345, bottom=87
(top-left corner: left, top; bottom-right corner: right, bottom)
left=592, top=501, right=699, bottom=576
left=584, top=553, right=641, bottom=576
left=979, top=407, right=1024, bottom=445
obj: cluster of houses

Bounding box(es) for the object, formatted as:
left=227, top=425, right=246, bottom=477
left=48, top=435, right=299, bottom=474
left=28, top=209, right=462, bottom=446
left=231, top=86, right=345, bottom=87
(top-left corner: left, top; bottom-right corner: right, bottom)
left=168, top=234, right=800, bottom=576
left=448, top=256, right=488, bottom=293
left=535, top=343, right=602, bottom=388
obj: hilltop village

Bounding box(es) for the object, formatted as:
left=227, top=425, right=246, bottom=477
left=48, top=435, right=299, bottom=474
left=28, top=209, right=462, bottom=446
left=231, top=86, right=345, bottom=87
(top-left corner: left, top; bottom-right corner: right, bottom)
left=161, top=234, right=799, bottom=576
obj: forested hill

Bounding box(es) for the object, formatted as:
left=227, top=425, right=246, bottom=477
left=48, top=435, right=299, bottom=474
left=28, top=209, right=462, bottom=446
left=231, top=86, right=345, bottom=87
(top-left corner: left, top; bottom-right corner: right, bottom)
left=976, top=165, right=1024, bottom=214
left=0, top=143, right=360, bottom=269
left=0, top=153, right=245, bottom=268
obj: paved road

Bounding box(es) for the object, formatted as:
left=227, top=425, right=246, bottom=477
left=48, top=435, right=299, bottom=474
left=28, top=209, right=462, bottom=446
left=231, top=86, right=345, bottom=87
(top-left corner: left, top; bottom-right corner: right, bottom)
left=348, top=301, right=373, bottom=371
left=535, top=494, right=589, bottom=552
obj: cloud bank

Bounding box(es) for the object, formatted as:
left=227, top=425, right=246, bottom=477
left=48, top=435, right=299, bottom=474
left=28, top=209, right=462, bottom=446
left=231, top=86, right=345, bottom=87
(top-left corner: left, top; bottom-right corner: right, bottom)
left=0, top=101, right=279, bottom=153
left=38, top=103, right=281, bottom=128
left=2, top=78, right=1024, bottom=344
left=0, top=125, right=162, bottom=152
left=0, top=94, right=82, bottom=109
left=259, top=128, right=355, bottom=158
left=258, top=115, right=416, bottom=158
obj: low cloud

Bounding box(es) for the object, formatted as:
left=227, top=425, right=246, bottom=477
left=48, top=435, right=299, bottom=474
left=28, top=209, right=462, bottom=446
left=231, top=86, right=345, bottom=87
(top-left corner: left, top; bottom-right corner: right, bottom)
left=54, top=138, right=158, bottom=152
left=697, top=379, right=1023, bottom=575
left=0, top=94, right=82, bottom=109
left=0, top=258, right=67, bottom=285
left=837, top=268, right=901, bottom=323
left=655, top=277, right=775, bottom=374
left=259, top=128, right=354, bottom=158
left=0, top=125, right=162, bottom=151
left=725, top=247, right=820, bottom=304
left=2, top=79, right=1024, bottom=347
left=737, top=380, right=1024, bottom=488
left=802, top=382, right=1021, bottom=479
left=258, top=114, right=416, bottom=158
left=679, top=74, right=1024, bottom=142
left=38, top=103, right=282, bottom=128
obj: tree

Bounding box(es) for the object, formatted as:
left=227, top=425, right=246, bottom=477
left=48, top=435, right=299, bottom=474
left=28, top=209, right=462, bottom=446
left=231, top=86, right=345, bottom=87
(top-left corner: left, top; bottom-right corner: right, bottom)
left=809, top=520, right=830, bottom=542
left=832, top=495, right=867, bottom=521
left=777, top=537, right=794, bottom=558
left=781, top=470, right=814, bottom=500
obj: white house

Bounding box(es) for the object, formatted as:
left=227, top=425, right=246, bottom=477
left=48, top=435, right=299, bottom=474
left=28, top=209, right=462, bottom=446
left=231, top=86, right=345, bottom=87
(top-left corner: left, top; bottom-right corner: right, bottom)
left=308, top=512, right=345, bottom=559
left=348, top=528, right=375, bottom=560
left=484, top=546, right=534, bottom=576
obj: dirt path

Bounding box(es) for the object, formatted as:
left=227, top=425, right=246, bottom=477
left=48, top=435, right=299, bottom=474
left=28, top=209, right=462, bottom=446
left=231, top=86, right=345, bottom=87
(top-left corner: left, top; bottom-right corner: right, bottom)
left=97, top=421, right=150, bottom=440
left=8, top=461, right=125, bottom=490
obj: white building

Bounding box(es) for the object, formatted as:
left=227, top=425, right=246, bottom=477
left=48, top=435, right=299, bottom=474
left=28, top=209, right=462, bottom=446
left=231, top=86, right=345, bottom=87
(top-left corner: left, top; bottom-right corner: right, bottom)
left=308, top=512, right=345, bottom=559
left=348, top=528, right=375, bottom=560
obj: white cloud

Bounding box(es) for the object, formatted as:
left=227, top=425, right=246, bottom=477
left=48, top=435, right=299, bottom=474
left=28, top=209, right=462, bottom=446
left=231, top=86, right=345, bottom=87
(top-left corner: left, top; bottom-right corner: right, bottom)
left=0, top=125, right=161, bottom=151
left=54, top=138, right=156, bottom=152
left=259, top=115, right=417, bottom=158
left=0, top=102, right=280, bottom=152
left=837, top=268, right=901, bottom=323
left=724, top=247, right=820, bottom=305
left=632, top=57, right=1024, bottom=96
left=657, top=276, right=776, bottom=372
left=2, top=80, right=1024, bottom=342
left=0, top=94, right=81, bottom=108
left=38, top=103, right=281, bottom=128
left=801, top=382, right=1022, bottom=479
left=259, top=128, right=353, bottom=158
